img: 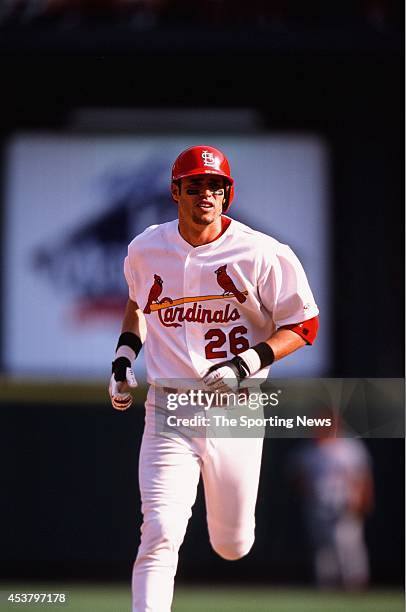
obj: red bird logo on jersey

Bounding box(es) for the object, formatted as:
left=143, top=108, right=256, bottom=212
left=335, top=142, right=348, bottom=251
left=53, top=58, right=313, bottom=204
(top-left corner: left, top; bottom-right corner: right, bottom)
left=214, top=265, right=247, bottom=303
left=144, top=274, right=164, bottom=314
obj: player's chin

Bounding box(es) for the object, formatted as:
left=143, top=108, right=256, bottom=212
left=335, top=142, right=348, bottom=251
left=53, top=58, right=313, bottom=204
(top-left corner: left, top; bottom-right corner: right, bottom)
left=192, top=210, right=218, bottom=225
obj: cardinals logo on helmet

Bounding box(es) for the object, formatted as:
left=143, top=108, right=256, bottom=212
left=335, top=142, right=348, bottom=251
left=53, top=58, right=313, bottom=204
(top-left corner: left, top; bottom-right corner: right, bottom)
left=201, top=150, right=217, bottom=167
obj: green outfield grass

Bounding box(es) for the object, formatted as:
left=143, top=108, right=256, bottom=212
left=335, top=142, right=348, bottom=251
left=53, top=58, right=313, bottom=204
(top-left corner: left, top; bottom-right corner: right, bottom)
left=0, top=584, right=404, bottom=612
left=0, top=378, right=133, bottom=404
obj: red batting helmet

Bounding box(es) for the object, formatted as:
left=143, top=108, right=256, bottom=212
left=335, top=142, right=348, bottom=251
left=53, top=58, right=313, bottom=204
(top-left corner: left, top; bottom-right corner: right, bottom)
left=171, top=145, right=234, bottom=211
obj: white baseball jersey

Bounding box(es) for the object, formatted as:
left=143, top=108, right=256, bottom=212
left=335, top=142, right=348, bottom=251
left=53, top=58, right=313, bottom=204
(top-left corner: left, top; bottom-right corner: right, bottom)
left=124, top=217, right=319, bottom=384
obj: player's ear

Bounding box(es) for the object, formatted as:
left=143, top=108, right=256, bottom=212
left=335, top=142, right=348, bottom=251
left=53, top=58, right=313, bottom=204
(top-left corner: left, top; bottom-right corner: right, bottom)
left=171, top=180, right=180, bottom=203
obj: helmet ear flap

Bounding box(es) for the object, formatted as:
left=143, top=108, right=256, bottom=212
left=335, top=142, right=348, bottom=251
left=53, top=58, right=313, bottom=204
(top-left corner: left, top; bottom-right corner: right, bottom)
left=222, top=182, right=234, bottom=213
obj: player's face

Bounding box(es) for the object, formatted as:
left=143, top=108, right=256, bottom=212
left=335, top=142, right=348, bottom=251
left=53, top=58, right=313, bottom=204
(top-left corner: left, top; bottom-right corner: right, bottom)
left=173, top=175, right=226, bottom=227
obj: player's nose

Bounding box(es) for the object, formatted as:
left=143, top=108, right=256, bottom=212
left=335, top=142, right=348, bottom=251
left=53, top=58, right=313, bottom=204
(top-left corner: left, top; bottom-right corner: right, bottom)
left=198, top=186, right=213, bottom=195
left=202, top=187, right=220, bottom=199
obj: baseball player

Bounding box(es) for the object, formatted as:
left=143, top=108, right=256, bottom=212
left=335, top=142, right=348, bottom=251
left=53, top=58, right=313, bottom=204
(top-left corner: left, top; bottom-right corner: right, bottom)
left=109, top=145, right=319, bottom=612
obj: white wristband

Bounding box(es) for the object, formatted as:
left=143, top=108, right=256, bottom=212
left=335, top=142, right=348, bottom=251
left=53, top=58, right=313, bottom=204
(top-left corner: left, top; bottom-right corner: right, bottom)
left=115, top=345, right=136, bottom=363
left=238, top=348, right=262, bottom=376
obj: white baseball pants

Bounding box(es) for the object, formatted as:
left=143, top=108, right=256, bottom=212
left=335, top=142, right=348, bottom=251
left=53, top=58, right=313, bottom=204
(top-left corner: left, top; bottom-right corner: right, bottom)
left=131, top=388, right=264, bottom=612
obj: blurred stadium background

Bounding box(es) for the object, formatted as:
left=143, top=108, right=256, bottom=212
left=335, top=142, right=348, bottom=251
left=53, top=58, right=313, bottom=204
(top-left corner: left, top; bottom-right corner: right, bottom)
left=0, top=1, right=404, bottom=611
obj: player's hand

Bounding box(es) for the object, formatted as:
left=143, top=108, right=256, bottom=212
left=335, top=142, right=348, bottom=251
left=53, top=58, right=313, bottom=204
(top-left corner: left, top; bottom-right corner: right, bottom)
left=202, top=356, right=250, bottom=393
left=109, top=356, right=138, bottom=411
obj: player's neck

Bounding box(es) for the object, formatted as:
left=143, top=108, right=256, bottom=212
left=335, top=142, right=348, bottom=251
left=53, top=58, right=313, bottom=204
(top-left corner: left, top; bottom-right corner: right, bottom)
left=178, top=217, right=225, bottom=247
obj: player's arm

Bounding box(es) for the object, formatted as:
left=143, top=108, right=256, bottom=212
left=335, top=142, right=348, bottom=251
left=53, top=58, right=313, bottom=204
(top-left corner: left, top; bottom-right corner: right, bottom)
left=203, top=317, right=318, bottom=391
left=109, top=299, right=147, bottom=411
left=120, top=298, right=147, bottom=340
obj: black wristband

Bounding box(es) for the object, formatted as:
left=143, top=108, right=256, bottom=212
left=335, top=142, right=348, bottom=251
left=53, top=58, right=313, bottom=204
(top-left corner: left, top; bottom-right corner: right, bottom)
left=252, top=342, right=275, bottom=369
left=116, top=332, right=143, bottom=357
left=112, top=356, right=131, bottom=381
